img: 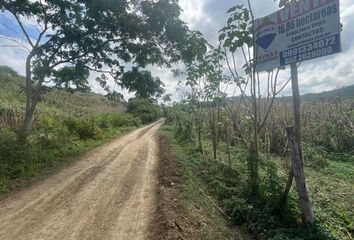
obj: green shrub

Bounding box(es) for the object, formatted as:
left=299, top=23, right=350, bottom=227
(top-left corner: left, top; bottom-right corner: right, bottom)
left=0, top=128, right=22, bottom=159
left=111, top=114, right=139, bottom=128
left=0, top=128, right=35, bottom=180
left=29, top=126, right=76, bottom=149
left=38, top=115, right=60, bottom=129
left=64, top=118, right=98, bottom=140
left=96, top=113, right=141, bottom=129
left=96, top=115, right=111, bottom=129
left=126, top=98, right=161, bottom=124
left=304, top=145, right=329, bottom=169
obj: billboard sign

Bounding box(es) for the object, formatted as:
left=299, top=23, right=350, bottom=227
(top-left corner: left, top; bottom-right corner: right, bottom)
left=255, top=0, right=341, bottom=72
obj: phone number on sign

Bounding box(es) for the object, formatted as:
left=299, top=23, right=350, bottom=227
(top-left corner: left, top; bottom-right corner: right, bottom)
left=280, top=36, right=336, bottom=65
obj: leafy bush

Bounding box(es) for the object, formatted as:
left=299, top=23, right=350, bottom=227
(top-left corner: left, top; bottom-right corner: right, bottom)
left=29, top=127, right=76, bottom=149
left=0, top=111, right=139, bottom=195
left=0, top=128, right=34, bottom=181
left=96, top=113, right=141, bottom=129
left=64, top=118, right=99, bottom=140
left=303, top=145, right=329, bottom=169
left=161, top=123, right=348, bottom=240
left=0, top=128, right=17, bottom=163
left=126, top=98, right=161, bottom=123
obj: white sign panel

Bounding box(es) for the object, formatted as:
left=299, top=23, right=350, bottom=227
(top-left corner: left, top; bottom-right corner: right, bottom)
left=255, top=0, right=341, bottom=72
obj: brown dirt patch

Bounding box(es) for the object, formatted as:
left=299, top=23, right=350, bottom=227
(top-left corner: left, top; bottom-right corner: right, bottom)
left=149, top=134, right=203, bottom=240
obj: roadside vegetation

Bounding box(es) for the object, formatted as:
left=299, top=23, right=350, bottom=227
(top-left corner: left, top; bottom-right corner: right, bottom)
left=157, top=129, right=252, bottom=240
left=162, top=92, right=354, bottom=240
left=0, top=0, right=205, bottom=197
left=0, top=0, right=353, bottom=239
left=155, top=0, right=353, bottom=238
left=0, top=66, right=162, bottom=197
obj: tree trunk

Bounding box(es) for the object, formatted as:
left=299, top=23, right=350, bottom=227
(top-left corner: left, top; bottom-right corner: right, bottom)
left=282, top=63, right=305, bottom=204
left=197, top=125, right=203, bottom=153
left=20, top=53, right=36, bottom=138
left=251, top=83, right=259, bottom=196
left=22, top=101, right=37, bottom=133
left=212, top=134, right=217, bottom=160
left=225, top=124, right=231, bottom=166
left=248, top=141, right=259, bottom=196
left=286, top=126, right=315, bottom=225
left=281, top=170, right=293, bottom=205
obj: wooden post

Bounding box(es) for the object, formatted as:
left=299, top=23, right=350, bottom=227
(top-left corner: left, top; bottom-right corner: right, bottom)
left=282, top=63, right=304, bottom=203
left=290, top=63, right=304, bottom=165
left=284, top=63, right=314, bottom=225
left=286, top=126, right=314, bottom=224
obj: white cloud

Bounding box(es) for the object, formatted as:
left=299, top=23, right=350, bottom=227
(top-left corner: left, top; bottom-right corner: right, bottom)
left=179, top=0, right=206, bottom=29
left=0, top=38, right=27, bottom=75
left=176, top=0, right=354, bottom=97
left=1, top=0, right=354, bottom=100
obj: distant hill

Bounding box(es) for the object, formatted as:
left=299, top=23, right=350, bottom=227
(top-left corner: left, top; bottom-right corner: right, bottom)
left=300, top=85, right=354, bottom=102
left=276, top=84, right=354, bottom=104
left=228, top=84, right=354, bottom=104
left=0, top=66, right=124, bottom=118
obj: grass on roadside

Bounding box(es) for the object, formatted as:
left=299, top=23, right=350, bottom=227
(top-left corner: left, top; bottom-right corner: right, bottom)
left=160, top=124, right=354, bottom=240
left=0, top=114, right=139, bottom=199
left=159, top=125, right=251, bottom=240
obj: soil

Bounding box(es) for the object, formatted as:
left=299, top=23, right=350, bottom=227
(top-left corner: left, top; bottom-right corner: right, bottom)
left=148, top=134, right=202, bottom=240
left=0, top=120, right=251, bottom=240
left=150, top=134, right=254, bottom=240
left=0, top=120, right=163, bottom=240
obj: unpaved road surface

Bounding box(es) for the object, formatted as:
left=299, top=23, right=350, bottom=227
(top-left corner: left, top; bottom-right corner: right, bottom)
left=0, top=120, right=163, bottom=240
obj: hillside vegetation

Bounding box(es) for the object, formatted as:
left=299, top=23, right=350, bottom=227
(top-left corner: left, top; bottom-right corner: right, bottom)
left=0, top=66, right=147, bottom=197
left=0, top=66, right=124, bottom=127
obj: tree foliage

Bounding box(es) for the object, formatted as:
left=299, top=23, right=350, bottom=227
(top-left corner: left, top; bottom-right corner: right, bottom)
left=0, top=0, right=208, bottom=132
left=52, top=62, right=90, bottom=93
left=126, top=98, right=161, bottom=124
left=121, top=67, right=165, bottom=100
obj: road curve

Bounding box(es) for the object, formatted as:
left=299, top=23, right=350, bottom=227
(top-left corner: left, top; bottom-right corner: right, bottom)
left=0, top=120, right=163, bottom=240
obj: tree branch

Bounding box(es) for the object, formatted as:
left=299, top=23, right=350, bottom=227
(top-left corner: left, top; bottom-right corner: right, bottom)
left=8, top=10, right=35, bottom=48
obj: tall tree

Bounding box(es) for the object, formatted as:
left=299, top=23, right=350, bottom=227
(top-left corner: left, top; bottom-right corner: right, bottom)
left=0, top=0, right=207, bottom=135
left=219, top=3, right=290, bottom=196
left=52, top=62, right=90, bottom=93
left=120, top=67, right=165, bottom=100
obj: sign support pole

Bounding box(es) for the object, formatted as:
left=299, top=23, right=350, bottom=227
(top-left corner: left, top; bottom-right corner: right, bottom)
left=289, top=63, right=315, bottom=224
left=290, top=63, right=303, bottom=162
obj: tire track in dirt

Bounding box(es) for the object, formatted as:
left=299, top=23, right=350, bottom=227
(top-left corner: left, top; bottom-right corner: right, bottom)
left=0, top=120, right=163, bottom=240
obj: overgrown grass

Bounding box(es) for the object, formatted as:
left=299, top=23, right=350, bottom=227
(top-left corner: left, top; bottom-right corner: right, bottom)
left=0, top=66, right=124, bottom=128
left=0, top=66, right=164, bottom=198
left=161, top=124, right=354, bottom=240
left=0, top=113, right=140, bottom=198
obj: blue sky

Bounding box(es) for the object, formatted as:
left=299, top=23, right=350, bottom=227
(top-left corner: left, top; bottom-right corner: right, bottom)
left=1, top=0, right=353, bottom=99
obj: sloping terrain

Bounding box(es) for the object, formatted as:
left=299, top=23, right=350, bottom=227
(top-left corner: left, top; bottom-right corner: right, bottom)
left=0, top=66, right=124, bottom=119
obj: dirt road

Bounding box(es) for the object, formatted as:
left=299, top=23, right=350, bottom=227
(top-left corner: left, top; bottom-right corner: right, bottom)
left=0, top=120, right=163, bottom=240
